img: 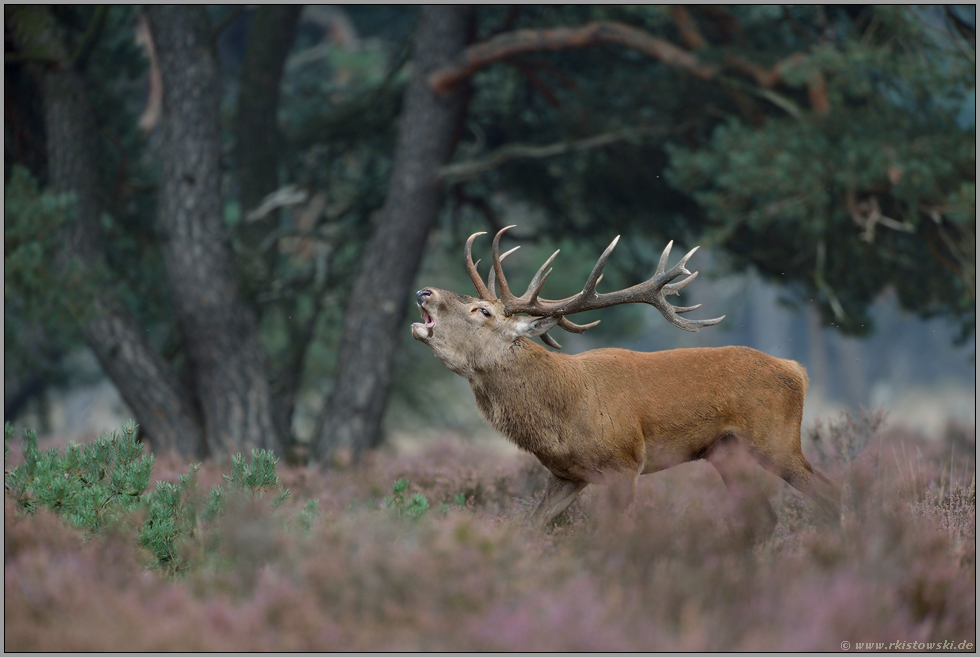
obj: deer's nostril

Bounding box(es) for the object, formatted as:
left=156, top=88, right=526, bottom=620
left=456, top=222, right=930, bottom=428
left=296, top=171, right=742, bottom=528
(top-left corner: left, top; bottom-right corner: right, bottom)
left=416, top=289, right=432, bottom=305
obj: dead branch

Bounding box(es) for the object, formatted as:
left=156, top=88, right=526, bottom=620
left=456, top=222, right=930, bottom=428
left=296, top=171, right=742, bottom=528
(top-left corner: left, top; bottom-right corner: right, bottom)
left=245, top=184, right=310, bottom=223
left=135, top=14, right=162, bottom=132
left=845, top=191, right=913, bottom=243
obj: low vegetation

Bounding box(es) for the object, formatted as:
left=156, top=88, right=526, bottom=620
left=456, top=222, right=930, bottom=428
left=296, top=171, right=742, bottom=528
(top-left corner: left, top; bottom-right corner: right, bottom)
left=4, top=411, right=975, bottom=651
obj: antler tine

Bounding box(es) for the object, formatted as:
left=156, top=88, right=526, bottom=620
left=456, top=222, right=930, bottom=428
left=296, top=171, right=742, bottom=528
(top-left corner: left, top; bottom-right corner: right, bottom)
left=465, top=232, right=493, bottom=300
left=647, top=245, right=725, bottom=331
left=497, top=233, right=619, bottom=320
left=558, top=316, right=601, bottom=333
left=644, top=244, right=724, bottom=331
left=540, top=331, right=563, bottom=349
left=491, top=225, right=519, bottom=306
left=523, top=249, right=560, bottom=303
left=663, top=270, right=698, bottom=296
left=674, top=245, right=699, bottom=276
left=655, top=241, right=698, bottom=282
left=656, top=240, right=673, bottom=275
left=578, top=235, right=620, bottom=301
left=542, top=317, right=600, bottom=350
left=488, top=246, right=520, bottom=298
left=660, top=309, right=726, bottom=332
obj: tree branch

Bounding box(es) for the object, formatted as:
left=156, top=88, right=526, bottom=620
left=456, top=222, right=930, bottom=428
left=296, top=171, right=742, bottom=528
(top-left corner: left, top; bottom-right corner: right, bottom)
left=440, top=125, right=671, bottom=183
left=429, top=21, right=717, bottom=94
left=431, top=19, right=832, bottom=116
left=669, top=6, right=708, bottom=50
left=511, top=60, right=560, bottom=106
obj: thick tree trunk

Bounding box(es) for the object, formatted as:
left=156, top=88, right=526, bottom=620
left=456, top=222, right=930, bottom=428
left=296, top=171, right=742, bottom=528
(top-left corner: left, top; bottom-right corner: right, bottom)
left=313, top=5, right=474, bottom=465
left=41, top=67, right=205, bottom=456
left=148, top=6, right=282, bottom=460
left=234, top=5, right=304, bottom=445
left=236, top=5, right=303, bottom=217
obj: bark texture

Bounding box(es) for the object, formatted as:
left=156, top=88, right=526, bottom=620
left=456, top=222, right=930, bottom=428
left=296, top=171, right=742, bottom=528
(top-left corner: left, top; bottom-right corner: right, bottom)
left=41, top=67, right=205, bottom=456
left=314, top=5, right=474, bottom=464
left=234, top=5, right=304, bottom=444
left=148, top=6, right=281, bottom=460
left=235, top=4, right=303, bottom=216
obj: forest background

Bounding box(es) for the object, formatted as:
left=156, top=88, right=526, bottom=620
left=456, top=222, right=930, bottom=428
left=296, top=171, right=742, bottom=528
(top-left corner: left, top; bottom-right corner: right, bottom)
left=5, top=5, right=975, bottom=463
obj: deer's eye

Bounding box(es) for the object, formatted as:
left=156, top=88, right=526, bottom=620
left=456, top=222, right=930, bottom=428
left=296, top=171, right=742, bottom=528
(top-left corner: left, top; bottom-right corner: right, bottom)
left=472, top=307, right=491, bottom=318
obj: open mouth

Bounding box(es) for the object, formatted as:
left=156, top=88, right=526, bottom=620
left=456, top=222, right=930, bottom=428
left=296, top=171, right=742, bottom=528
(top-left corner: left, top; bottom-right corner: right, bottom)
left=412, top=304, right=435, bottom=339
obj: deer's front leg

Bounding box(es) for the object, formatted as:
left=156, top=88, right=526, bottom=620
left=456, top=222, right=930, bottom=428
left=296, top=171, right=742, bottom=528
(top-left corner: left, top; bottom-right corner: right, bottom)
left=525, top=473, right=588, bottom=529
left=602, top=467, right=640, bottom=511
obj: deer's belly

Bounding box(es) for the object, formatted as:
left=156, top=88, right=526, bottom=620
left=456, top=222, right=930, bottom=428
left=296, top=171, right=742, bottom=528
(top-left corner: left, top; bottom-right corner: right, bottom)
left=531, top=437, right=641, bottom=484
left=641, top=442, right=699, bottom=474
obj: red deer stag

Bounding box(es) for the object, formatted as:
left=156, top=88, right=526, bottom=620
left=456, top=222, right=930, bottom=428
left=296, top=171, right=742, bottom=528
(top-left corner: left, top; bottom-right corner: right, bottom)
left=411, top=226, right=840, bottom=534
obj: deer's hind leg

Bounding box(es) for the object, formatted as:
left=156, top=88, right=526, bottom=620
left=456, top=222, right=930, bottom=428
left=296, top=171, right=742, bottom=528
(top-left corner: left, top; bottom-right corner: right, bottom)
left=741, top=425, right=841, bottom=525
left=773, top=454, right=841, bottom=524
left=706, top=434, right=779, bottom=543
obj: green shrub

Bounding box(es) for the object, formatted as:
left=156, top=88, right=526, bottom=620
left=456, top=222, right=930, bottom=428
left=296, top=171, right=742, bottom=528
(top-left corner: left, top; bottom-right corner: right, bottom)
left=4, top=420, right=153, bottom=532
left=4, top=421, right=314, bottom=576
left=136, top=464, right=211, bottom=575
left=224, top=448, right=291, bottom=506
left=382, top=478, right=431, bottom=520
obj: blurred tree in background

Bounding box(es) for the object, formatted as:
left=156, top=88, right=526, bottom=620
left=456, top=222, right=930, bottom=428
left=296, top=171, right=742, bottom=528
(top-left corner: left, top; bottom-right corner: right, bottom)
left=4, top=6, right=975, bottom=463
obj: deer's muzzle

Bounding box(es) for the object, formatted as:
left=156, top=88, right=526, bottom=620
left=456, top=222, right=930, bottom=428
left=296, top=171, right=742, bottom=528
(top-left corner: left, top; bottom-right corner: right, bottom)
left=412, top=290, right=435, bottom=341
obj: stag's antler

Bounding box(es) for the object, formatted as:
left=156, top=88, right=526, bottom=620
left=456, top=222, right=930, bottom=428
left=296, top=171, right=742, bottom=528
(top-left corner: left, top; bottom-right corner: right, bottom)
left=465, top=226, right=724, bottom=346
left=465, top=231, right=493, bottom=300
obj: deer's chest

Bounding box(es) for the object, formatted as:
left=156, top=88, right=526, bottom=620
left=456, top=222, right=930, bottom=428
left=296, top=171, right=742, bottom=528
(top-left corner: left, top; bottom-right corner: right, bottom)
left=474, top=386, right=634, bottom=481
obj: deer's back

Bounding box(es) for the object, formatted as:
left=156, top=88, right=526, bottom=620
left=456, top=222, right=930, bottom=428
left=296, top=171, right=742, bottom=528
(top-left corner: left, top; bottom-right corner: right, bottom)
left=572, top=345, right=808, bottom=470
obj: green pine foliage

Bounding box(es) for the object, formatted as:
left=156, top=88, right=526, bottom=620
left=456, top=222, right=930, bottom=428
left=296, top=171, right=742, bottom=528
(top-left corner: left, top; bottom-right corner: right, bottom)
left=137, top=464, right=211, bottom=575
left=296, top=497, right=322, bottom=532
left=223, top=449, right=291, bottom=507
left=662, top=6, right=975, bottom=338
left=4, top=422, right=472, bottom=578
left=4, top=420, right=153, bottom=532
left=3, top=421, right=316, bottom=577
left=382, top=477, right=432, bottom=520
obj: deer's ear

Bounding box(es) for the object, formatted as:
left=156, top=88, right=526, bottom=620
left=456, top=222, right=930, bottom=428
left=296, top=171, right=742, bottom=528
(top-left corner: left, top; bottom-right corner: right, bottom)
left=512, top=315, right=561, bottom=339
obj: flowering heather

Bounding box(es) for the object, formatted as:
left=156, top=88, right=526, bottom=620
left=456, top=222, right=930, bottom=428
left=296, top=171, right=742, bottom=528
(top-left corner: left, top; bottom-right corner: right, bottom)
left=4, top=412, right=976, bottom=651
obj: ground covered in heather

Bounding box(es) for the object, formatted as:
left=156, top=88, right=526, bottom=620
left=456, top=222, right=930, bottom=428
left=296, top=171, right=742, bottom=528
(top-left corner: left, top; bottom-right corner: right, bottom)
left=4, top=412, right=976, bottom=651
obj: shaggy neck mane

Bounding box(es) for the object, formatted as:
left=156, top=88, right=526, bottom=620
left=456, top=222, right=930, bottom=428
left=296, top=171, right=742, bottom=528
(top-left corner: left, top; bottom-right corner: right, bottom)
left=469, top=339, right=581, bottom=455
